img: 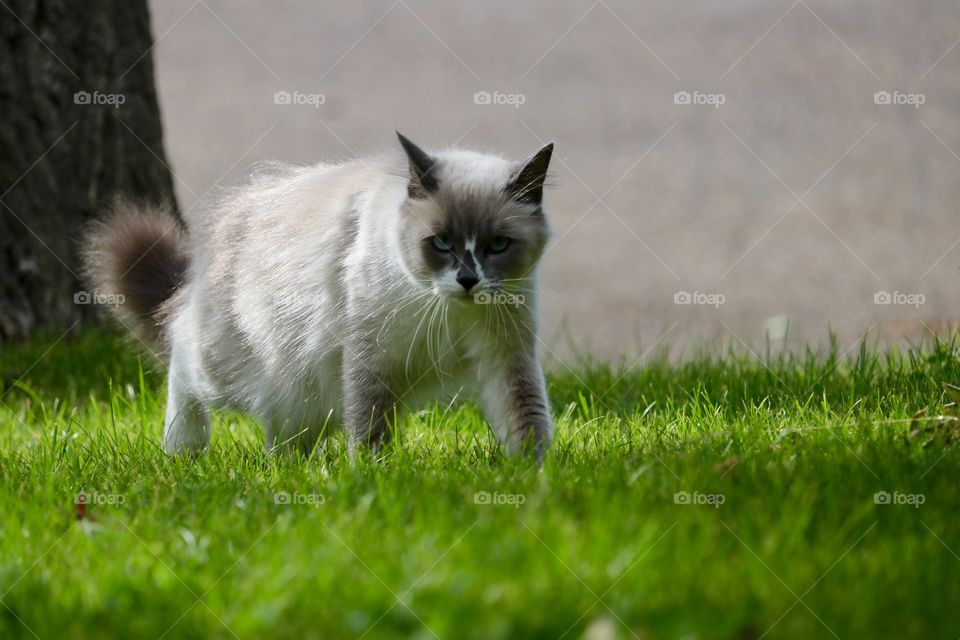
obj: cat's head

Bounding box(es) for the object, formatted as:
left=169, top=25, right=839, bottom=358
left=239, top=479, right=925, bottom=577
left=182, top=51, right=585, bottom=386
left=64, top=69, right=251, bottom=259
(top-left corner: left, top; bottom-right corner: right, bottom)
left=395, top=132, right=553, bottom=302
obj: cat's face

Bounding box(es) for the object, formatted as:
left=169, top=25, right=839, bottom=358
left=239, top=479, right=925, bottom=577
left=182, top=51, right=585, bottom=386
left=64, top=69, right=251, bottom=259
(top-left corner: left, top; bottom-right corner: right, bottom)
left=396, top=134, right=553, bottom=302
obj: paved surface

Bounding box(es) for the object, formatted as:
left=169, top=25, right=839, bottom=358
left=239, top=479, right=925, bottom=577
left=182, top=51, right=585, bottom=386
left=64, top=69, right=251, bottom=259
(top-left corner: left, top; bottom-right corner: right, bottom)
left=148, top=0, right=960, bottom=360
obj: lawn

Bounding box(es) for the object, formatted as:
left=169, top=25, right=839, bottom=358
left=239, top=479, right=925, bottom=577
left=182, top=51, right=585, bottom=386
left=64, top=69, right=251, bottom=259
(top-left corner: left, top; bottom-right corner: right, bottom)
left=1, top=329, right=959, bottom=639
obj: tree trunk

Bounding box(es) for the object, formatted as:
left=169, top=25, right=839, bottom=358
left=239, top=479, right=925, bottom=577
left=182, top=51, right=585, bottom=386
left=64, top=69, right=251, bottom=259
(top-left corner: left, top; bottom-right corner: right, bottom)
left=0, top=0, right=176, bottom=340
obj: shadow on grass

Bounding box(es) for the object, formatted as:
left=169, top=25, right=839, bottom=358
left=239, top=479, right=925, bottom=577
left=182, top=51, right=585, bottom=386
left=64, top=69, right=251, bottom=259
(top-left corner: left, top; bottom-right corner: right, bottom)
left=0, top=324, right=166, bottom=405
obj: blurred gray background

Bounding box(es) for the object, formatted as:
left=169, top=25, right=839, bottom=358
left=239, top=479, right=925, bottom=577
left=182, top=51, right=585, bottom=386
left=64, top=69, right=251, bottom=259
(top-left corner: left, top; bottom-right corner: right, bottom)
left=148, top=0, right=960, bottom=360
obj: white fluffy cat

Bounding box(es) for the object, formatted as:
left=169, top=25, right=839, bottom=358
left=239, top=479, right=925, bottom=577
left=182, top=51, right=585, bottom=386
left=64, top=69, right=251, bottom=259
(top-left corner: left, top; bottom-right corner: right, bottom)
left=86, top=133, right=555, bottom=460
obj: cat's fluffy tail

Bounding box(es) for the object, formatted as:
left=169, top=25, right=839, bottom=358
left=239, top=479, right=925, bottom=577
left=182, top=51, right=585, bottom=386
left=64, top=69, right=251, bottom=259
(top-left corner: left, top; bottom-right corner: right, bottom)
left=83, top=200, right=188, bottom=350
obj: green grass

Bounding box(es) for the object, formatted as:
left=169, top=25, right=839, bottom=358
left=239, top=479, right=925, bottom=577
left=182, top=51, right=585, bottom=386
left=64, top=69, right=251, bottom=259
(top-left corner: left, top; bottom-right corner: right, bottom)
left=1, top=329, right=959, bottom=639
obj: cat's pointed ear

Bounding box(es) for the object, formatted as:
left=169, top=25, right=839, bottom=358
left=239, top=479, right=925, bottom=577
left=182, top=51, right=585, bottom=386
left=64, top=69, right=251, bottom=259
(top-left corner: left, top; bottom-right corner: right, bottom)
left=507, top=142, right=553, bottom=205
left=396, top=132, right=439, bottom=199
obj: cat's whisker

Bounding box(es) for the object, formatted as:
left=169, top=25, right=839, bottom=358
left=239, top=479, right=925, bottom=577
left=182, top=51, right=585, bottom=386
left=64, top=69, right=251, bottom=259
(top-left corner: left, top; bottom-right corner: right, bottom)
left=379, top=291, right=430, bottom=328
left=404, top=294, right=440, bottom=381
left=426, top=295, right=446, bottom=378
left=500, top=302, right=528, bottom=342
left=495, top=301, right=509, bottom=339
left=375, top=288, right=434, bottom=342
left=436, top=298, right=451, bottom=378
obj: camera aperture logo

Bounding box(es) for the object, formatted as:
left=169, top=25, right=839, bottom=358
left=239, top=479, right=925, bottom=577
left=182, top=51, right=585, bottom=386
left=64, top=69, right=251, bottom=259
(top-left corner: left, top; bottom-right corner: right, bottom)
left=474, top=291, right=525, bottom=307
left=674, top=291, right=725, bottom=308
left=873, top=291, right=924, bottom=308
left=74, top=290, right=125, bottom=306
left=473, top=91, right=525, bottom=109
left=873, top=91, right=925, bottom=108
left=674, top=90, right=725, bottom=109
left=674, top=491, right=725, bottom=508
left=274, top=90, right=326, bottom=108
left=874, top=491, right=924, bottom=508
left=74, top=90, right=126, bottom=109
left=473, top=491, right=525, bottom=508
left=273, top=491, right=325, bottom=506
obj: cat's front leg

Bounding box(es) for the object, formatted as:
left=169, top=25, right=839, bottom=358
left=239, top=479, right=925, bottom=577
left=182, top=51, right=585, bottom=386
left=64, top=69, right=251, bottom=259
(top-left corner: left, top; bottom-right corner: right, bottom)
left=342, top=349, right=398, bottom=456
left=478, top=352, right=553, bottom=461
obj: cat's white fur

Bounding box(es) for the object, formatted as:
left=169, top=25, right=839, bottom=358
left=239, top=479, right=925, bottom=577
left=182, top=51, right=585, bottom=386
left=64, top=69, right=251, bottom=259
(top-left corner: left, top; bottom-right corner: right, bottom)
left=134, top=139, right=555, bottom=458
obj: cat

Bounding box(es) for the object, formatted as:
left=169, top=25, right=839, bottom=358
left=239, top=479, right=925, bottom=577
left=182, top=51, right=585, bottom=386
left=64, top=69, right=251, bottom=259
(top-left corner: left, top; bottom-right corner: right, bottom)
left=85, top=133, right=555, bottom=460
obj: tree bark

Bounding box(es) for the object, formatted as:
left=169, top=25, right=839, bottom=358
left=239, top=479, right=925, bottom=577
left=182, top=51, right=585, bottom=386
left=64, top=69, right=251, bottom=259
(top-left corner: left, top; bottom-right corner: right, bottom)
left=0, top=0, right=176, bottom=340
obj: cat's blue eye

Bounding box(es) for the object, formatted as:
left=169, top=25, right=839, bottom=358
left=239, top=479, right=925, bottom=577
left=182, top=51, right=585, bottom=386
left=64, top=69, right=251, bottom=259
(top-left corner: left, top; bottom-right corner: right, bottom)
left=487, top=236, right=511, bottom=254
left=431, top=234, right=453, bottom=252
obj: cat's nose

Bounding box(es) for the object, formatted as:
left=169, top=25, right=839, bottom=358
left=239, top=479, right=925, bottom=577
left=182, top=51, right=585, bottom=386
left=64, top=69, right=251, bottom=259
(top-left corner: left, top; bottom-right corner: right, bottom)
left=456, top=273, right=480, bottom=292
